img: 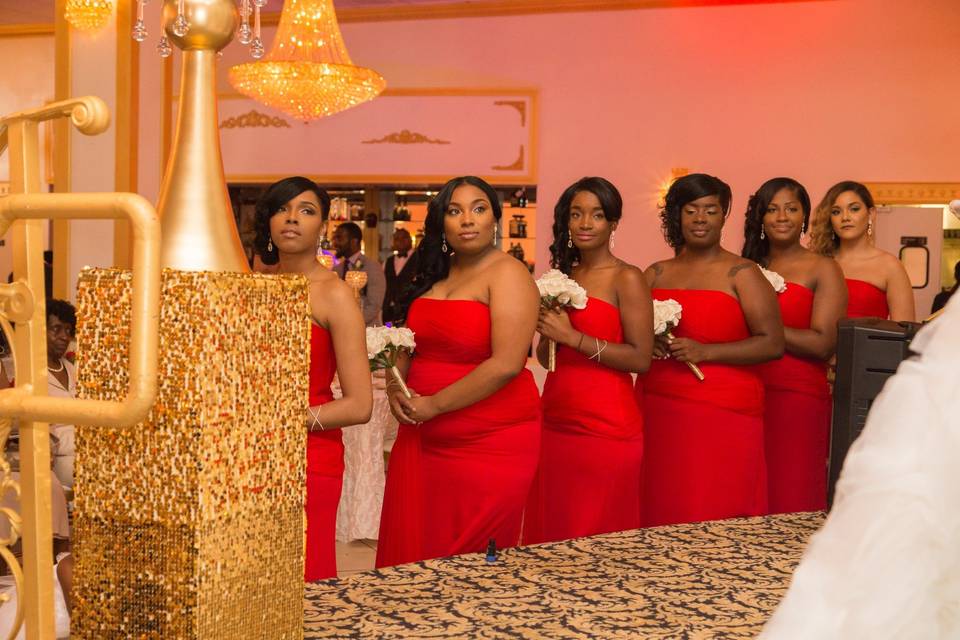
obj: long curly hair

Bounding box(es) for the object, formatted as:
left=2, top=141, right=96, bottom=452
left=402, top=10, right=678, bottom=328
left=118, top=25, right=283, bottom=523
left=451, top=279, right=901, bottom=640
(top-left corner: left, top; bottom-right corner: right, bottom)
left=550, top=177, right=623, bottom=275
left=660, top=173, right=732, bottom=255
left=809, top=180, right=875, bottom=256
left=406, top=176, right=503, bottom=302
left=741, top=177, right=811, bottom=266
left=254, top=176, right=331, bottom=265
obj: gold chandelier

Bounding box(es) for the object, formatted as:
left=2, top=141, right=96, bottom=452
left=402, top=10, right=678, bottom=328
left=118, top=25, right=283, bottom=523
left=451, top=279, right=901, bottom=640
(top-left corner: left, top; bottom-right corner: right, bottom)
left=228, top=0, right=386, bottom=121
left=65, top=0, right=114, bottom=31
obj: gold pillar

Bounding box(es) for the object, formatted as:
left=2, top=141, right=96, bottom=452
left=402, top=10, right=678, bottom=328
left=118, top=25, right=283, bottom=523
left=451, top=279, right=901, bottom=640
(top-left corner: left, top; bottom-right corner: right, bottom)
left=71, top=270, right=308, bottom=639
left=155, top=0, right=249, bottom=272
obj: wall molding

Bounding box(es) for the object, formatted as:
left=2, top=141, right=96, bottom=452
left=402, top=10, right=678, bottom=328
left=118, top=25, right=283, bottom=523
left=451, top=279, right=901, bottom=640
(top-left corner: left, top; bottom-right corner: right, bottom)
left=864, top=182, right=960, bottom=206
left=0, top=24, right=54, bottom=38
left=263, top=0, right=823, bottom=24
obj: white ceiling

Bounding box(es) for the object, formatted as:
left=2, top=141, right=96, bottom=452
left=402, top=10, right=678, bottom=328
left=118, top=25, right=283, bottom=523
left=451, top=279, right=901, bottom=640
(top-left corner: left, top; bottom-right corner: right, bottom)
left=0, top=0, right=511, bottom=26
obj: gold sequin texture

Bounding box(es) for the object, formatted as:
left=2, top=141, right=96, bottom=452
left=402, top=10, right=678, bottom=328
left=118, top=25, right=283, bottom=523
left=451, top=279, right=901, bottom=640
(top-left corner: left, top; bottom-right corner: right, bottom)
left=72, top=268, right=310, bottom=639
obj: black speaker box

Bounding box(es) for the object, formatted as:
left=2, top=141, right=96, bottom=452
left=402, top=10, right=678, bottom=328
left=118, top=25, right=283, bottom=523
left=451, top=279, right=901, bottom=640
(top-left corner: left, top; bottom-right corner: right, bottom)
left=828, top=318, right=921, bottom=505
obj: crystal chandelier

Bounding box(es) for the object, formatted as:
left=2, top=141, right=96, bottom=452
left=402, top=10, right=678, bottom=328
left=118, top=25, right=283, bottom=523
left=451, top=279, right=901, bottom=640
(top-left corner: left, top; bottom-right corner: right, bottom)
left=65, top=0, right=114, bottom=31
left=228, top=0, right=386, bottom=121
left=132, top=0, right=267, bottom=60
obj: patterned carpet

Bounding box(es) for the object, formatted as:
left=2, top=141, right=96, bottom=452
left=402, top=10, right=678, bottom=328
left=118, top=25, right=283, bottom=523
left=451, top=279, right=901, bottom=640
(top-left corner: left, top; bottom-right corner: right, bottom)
left=304, top=511, right=823, bottom=639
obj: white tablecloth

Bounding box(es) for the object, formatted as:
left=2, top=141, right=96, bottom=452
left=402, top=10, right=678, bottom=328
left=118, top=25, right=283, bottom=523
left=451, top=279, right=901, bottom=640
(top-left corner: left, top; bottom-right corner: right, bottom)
left=333, top=375, right=397, bottom=542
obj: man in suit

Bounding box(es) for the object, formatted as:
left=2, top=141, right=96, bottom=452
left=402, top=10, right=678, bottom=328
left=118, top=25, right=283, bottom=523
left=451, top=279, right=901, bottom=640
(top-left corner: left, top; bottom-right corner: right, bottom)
left=382, top=228, right=419, bottom=326
left=333, top=222, right=386, bottom=326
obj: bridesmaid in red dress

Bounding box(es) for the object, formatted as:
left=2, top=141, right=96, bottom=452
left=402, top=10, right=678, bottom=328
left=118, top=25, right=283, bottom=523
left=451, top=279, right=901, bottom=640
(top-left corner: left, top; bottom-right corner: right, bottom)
left=639, top=173, right=784, bottom=527
left=809, top=181, right=915, bottom=321
left=256, top=177, right=372, bottom=581
left=741, top=177, right=847, bottom=513
left=523, top=177, right=653, bottom=544
left=376, top=176, right=540, bottom=567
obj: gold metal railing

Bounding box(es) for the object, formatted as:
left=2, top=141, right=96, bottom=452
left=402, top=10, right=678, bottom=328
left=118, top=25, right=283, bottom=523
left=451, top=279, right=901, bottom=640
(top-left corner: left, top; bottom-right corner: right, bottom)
left=0, top=96, right=160, bottom=640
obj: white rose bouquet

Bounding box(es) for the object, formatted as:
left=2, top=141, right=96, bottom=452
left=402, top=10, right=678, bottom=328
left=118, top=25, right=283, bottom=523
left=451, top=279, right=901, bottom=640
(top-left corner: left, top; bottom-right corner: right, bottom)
left=366, top=326, right=416, bottom=399
left=653, top=299, right=705, bottom=381
left=535, top=269, right=588, bottom=372
left=760, top=267, right=787, bottom=293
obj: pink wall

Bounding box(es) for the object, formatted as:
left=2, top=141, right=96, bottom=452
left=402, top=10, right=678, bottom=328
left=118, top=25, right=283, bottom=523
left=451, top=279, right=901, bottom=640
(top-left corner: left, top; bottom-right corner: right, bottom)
left=140, top=0, right=960, bottom=274
left=7, top=1, right=960, bottom=289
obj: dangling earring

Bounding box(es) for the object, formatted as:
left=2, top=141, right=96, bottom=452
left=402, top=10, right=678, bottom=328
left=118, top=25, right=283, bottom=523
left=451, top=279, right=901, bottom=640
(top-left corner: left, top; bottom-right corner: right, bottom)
left=609, top=229, right=616, bottom=250
left=567, top=234, right=573, bottom=249
left=493, top=223, right=498, bottom=246
left=801, top=222, right=806, bottom=237
left=868, top=220, right=873, bottom=236
left=760, top=227, right=765, bottom=240
left=267, top=237, right=273, bottom=252
left=441, top=234, right=448, bottom=253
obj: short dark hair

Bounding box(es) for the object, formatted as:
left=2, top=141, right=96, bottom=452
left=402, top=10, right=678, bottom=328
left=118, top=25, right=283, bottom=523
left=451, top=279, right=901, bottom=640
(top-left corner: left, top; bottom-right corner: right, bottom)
left=550, top=177, right=623, bottom=274
left=47, top=299, right=76, bottom=331
left=254, top=176, right=331, bottom=265
left=660, top=173, right=732, bottom=254
left=337, top=222, right=363, bottom=245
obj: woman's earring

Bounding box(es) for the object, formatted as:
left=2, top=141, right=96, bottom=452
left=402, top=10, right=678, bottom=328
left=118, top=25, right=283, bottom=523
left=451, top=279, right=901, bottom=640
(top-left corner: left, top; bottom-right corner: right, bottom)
left=441, top=234, right=448, bottom=253
left=567, top=234, right=573, bottom=249
left=493, top=224, right=498, bottom=246
left=760, top=227, right=765, bottom=240
left=609, top=229, right=616, bottom=250
left=868, top=220, right=873, bottom=236
left=801, top=223, right=806, bottom=237
left=267, top=238, right=273, bottom=252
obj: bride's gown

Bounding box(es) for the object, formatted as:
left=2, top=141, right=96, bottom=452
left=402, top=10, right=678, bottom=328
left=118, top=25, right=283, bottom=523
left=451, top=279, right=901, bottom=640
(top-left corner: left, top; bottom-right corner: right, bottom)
left=761, top=295, right=960, bottom=639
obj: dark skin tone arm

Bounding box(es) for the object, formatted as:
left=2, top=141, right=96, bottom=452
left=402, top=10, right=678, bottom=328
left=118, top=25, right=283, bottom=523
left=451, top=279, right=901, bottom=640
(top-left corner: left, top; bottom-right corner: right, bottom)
left=784, top=258, right=846, bottom=360
left=389, top=258, right=539, bottom=424
left=648, top=261, right=785, bottom=365
left=535, top=266, right=653, bottom=373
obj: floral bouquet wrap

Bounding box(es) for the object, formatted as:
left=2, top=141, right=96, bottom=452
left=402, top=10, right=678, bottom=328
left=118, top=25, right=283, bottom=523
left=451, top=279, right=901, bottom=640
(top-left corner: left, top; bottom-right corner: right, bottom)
left=367, top=326, right=416, bottom=399
left=653, top=298, right=705, bottom=381
left=535, top=269, right=588, bottom=372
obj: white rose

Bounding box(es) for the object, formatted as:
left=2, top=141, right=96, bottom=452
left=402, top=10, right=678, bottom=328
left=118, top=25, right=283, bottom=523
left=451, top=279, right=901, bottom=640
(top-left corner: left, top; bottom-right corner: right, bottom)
left=760, top=267, right=787, bottom=293
left=567, top=282, right=588, bottom=310
left=536, top=269, right=567, bottom=299
left=652, top=298, right=683, bottom=335
left=365, top=326, right=388, bottom=359
left=387, top=327, right=416, bottom=351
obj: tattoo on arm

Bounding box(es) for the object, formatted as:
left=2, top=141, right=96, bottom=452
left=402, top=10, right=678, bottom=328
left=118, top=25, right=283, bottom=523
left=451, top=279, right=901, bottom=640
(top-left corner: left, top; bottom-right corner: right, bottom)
left=727, top=262, right=753, bottom=278
left=652, top=263, right=664, bottom=275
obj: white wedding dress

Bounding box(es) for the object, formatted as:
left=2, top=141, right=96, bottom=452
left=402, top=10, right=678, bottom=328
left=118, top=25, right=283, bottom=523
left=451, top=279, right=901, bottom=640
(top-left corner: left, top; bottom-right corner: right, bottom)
left=762, top=295, right=960, bottom=639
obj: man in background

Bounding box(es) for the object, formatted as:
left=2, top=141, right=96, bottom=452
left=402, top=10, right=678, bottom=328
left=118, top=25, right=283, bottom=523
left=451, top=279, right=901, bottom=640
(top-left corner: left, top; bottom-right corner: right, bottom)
left=333, top=222, right=385, bottom=326
left=382, top=228, right=418, bottom=326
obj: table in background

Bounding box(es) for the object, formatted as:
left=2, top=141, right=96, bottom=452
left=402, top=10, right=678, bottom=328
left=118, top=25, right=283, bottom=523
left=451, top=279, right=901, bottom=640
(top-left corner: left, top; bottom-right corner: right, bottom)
left=305, top=512, right=823, bottom=639
left=334, top=374, right=397, bottom=542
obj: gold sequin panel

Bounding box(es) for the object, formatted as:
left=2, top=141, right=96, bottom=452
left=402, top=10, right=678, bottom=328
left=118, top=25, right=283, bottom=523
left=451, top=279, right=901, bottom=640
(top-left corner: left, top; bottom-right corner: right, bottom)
left=72, top=269, right=310, bottom=639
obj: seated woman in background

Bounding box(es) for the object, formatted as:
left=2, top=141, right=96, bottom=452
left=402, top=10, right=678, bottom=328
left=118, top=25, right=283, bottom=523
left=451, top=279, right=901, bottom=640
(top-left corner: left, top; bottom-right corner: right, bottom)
left=809, top=181, right=914, bottom=322
left=742, top=177, right=847, bottom=513
left=255, top=176, right=372, bottom=581
left=639, top=173, right=783, bottom=527
left=377, top=176, right=540, bottom=567
left=523, top=176, right=652, bottom=545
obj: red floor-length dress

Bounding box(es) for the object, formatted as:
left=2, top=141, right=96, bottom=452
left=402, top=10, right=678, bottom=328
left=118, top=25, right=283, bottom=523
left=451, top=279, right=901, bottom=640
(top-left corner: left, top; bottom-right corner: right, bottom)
left=638, top=289, right=767, bottom=527
left=376, top=299, right=541, bottom=568
left=524, top=297, right=643, bottom=544
left=761, top=283, right=831, bottom=513
left=845, top=278, right=889, bottom=319
left=305, top=323, right=343, bottom=582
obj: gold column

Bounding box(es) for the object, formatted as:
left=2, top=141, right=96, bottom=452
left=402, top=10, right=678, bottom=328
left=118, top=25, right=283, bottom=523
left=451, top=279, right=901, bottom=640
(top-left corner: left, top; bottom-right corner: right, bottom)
left=155, top=0, right=249, bottom=272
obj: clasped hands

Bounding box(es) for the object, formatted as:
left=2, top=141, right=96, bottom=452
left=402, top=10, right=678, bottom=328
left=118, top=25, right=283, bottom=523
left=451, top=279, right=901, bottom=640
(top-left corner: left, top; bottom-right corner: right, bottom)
left=536, top=306, right=578, bottom=346
left=387, top=386, right=439, bottom=425
left=653, top=334, right=711, bottom=364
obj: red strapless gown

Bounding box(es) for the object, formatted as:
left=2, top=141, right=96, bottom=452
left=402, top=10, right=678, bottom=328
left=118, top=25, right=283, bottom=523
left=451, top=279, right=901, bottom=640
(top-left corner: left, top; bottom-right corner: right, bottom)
left=305, top=323, right=343, bottom=582
left=845, top=278, right=889, bottom=319
left=637, top=289, right=766, bottom=527
left=376, top=299, right=541, bottom=567
left=524, top=298, right=643, bottom=544
left=759, top=284, right=831, bottom=513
